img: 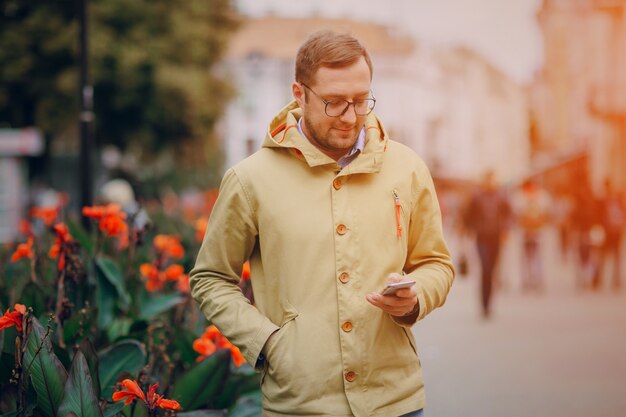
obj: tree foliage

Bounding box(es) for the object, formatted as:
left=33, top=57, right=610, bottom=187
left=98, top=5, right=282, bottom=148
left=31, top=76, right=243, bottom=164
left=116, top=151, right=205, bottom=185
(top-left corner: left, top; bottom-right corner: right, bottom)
left=0, top=0, right=239, bottom=161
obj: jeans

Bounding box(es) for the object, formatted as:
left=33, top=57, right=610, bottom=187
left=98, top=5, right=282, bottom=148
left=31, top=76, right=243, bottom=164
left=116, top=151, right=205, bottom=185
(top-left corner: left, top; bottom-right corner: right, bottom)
left=399, top=409, right=424, bottom=417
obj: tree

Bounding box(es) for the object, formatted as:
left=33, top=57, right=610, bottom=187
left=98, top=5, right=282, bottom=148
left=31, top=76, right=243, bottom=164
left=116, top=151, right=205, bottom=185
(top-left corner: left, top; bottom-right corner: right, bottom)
left=0, top=0, right=239, bottom=185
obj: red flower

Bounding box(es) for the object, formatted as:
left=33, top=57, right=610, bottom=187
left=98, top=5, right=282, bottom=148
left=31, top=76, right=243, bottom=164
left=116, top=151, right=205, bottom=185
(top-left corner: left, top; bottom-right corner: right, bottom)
left=53, top=223, right=73, bottom=243
left=31, top=207, right=59, bottom=226
left=195, top=218, right=208, bottom=243
left=19, top=220, right=33, bottom=237
left=112, top=379, right=145, bottom=405
left=193, top=325, right=246, bottom=367
left=0, top=304, right=27, bottom=332
left=112, top=379, right=181, bottom=411
left=49, top=223, right=73, bottom=271
left=140, top=263, right=163, bottom=292
left=10, top=238, right=34, bottom=262
left=164, top=264, right=184, bottom=281
left=82, top=204, right=128, bottom=246
left=153, top=235, right=185, bottom=259
left=176, top=274, right=190, bottom=293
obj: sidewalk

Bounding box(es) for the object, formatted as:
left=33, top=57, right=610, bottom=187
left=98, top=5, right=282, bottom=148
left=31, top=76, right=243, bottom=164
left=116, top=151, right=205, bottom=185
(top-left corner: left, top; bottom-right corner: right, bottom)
left=413, top=227, right=626, bottom=417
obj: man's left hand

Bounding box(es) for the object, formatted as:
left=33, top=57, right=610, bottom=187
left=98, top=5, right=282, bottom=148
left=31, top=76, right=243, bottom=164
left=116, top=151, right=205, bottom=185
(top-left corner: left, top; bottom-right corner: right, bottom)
left=366, top=273, right=418, bottom=317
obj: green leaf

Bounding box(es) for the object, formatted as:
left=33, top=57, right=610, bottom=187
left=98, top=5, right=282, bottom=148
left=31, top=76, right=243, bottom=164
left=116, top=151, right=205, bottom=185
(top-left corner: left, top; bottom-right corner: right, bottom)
left=0, top=403, right=37, bottom=417
left=24, top=317, right=68, bottom=417
left=213, top=365, right=260, bottom=409
left=95, top=269, right=115, bottom=330
left=20, top=282, right=47, bottom=318
left=172, top=329, right=201, bottom=366
left=102, top=402, right=125, bottom=417
left=137, top=291, right=184, bottom=321
left=1, top=325, right=16, bottom=355
left=178, top=411, right=226, bottom=417
left=95, top=256, right=131, bottom=310
left=94, top=256, right=131, bottom=330
left=79, top=339, right=101, bottom=398
left=171, top=349, right=231, bottom=409
left=66, top=219, right=95, bottom=256
left=227, top=390, right=262, bottom=417
left=105, top=318, right=133, bottom=342
left=58, top=350, right=103, bottom=417
left=98, top=340, right=146, bottom=400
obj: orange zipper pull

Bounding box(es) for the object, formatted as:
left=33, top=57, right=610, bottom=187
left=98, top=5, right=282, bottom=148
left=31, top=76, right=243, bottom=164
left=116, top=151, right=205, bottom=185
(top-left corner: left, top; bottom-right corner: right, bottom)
left=393, top=189, right=402, bottom=239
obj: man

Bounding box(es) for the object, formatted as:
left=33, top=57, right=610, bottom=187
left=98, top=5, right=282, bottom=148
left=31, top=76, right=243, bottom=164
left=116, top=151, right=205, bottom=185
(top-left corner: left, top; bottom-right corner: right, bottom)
left=463, top=171, right=511, bottom=317
left=514, top=178, right=551, bottom=292
left=190, top=31, right=454, bottom=417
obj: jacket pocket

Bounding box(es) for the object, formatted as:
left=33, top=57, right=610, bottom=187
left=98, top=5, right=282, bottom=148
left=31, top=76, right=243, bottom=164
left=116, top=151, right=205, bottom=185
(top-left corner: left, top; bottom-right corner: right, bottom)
left=261, top=301, right=299, bottom=385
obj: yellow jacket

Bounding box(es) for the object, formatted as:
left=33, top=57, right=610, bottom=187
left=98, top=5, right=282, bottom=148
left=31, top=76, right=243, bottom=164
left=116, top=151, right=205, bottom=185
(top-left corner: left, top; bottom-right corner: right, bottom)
left=190, top=101, right=454, bottom=416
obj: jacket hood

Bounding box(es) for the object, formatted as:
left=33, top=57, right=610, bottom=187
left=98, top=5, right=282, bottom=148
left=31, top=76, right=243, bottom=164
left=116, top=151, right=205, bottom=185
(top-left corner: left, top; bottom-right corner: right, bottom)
left=262, top=100, right=389, bottom=173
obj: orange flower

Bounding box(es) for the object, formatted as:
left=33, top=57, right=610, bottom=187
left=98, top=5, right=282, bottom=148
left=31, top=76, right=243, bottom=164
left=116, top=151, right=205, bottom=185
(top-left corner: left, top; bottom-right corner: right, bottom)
left=202, top=324, right=222, bottom=340
left=112, top=379, right=145, bottom=405
left=176, top=274, right=190, bottom=293
left=241, top=261, right=251, bottom=281
left=83, top=205, right=128, bottom=246
left=10, top=238, right=34, bottom=262
left=112, top=379, right=180, bottom=411
left=31, top=207, right=59, bottom=226
left=164, top=264, right=184, bottom=281
left=192, top=337, right=217, bottom=358
left=155, top=398, right=181, bottom=410
left=193, top=325, right=246, bottom=367
left=230, top=345, right=246, bottom=367
left=99, top=214, right=128, bottom=237
left=53, top=223, right=72, bottom=243
left=140, top=263, right=163, bottom=292
left=0, top=304, right=27, bottom=332
left=153, top=235, right=184, bottom=259
left=19, top=220, right=33, bottom=237
left=195, top=218, right=208, bottom=242
left=49, top=223, right=73, bottom=271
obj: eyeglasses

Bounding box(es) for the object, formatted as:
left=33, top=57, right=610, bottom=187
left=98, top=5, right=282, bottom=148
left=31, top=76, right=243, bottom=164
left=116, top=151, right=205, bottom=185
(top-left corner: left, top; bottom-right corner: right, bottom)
left=300, top=82, right=376, bottom=117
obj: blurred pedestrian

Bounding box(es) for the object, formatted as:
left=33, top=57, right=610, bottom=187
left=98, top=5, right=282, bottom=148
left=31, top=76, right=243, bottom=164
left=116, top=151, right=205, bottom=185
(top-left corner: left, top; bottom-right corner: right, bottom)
left=598, top=178, right=624, bottom=290
left=514, top=178, right=551, bottom=292
left=571, top=180, right=603, bottom=290
left=464, top=170, right=511, bottom=317
left=553, top=187, right=574, bottom=261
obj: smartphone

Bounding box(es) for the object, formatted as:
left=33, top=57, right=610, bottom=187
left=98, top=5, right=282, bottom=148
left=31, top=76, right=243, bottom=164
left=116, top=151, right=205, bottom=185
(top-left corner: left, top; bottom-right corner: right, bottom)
left=381, top=280, right=416, bottom=296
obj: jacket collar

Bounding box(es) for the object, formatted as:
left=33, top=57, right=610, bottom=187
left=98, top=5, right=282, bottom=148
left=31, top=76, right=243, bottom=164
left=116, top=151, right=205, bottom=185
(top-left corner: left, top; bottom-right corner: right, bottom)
left=263, top=100, right=388, bottom=174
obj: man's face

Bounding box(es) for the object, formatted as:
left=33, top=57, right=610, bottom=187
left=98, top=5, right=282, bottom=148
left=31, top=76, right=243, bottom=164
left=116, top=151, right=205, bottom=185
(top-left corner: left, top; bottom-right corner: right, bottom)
left=293, top=57, right=372, bottom=158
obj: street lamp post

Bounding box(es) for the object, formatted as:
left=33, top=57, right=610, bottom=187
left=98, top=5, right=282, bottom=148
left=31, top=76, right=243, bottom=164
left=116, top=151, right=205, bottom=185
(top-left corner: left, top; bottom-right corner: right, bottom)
left=79, top=0, right=94, bottom=226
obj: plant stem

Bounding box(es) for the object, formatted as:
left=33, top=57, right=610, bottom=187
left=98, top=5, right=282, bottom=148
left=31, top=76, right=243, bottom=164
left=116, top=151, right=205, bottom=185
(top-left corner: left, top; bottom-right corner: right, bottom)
left=54, top=270, right=66, bottom=348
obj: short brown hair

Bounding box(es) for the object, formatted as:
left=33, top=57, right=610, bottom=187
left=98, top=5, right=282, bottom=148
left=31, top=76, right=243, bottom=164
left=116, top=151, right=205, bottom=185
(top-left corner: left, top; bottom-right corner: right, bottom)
left=295, top=30, right=373, bottom=86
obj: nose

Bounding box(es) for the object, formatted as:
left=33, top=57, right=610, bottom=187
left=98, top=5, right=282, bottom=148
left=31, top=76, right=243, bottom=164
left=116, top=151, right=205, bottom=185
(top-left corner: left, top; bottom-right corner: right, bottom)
left=338, top=103, right=358, bottom=124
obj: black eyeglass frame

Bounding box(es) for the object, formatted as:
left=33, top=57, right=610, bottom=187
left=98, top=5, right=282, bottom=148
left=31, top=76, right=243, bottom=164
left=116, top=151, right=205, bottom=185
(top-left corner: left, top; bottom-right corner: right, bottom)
left=299, top=82, right=376, bottom=117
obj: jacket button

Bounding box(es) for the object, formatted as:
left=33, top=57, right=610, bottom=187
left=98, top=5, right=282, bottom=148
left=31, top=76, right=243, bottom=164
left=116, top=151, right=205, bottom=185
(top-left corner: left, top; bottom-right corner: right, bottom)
left=333, top=178, right=342, bottom=190
left=341, top=321, right=353, bottom=332
left=345, top=371, right=356, bottom=382
left=336, top=224, right=347, bottom=235
left=338, top=272, right=350, bottom=283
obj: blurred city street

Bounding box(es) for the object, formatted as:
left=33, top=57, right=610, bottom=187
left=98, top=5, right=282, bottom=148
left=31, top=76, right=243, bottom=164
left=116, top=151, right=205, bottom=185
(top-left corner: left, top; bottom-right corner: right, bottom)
left=414, top=227, right=626, bottom=417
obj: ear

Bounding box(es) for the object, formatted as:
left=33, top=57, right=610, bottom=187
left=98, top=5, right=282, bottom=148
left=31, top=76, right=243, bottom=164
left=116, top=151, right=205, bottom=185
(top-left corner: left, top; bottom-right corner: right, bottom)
left=292, top=82, right=305, bottom=107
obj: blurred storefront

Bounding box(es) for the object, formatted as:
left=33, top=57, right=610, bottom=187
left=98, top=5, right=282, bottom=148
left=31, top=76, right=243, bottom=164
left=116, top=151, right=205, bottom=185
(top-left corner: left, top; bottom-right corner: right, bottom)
left=531, top=0, right=626, bottom=193
left=0, top=128, right=43, bottom=242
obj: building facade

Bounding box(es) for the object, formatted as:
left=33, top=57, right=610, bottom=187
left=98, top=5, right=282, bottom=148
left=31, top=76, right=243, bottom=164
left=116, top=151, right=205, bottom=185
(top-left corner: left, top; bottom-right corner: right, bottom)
left=218, top=16, right=530, bottom=187
left=531, top=0, right=626, bottom=191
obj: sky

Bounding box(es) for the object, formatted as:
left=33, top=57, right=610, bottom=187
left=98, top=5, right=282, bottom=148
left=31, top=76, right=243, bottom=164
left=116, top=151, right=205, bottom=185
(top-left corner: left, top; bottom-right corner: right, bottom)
left=234, top=0, right=545, bottom=84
